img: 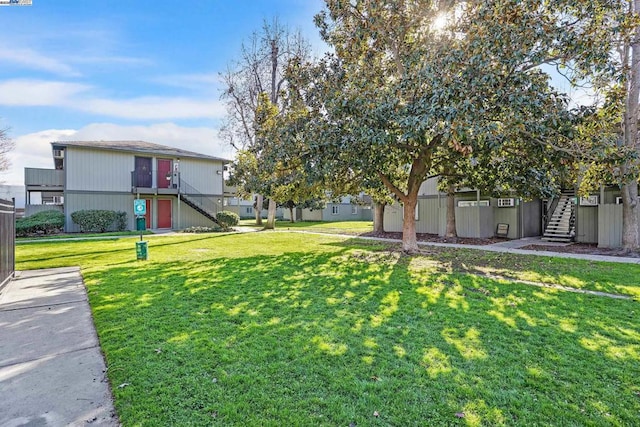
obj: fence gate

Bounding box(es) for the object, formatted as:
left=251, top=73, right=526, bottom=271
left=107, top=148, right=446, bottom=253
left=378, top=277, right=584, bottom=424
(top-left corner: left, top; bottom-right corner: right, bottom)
left=0, top=198, right=15, bottom=289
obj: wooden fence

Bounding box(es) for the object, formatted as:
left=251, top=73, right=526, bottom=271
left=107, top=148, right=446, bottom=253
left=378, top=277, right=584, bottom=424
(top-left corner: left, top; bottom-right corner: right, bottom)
left=0, top=198, right=15, bottom=289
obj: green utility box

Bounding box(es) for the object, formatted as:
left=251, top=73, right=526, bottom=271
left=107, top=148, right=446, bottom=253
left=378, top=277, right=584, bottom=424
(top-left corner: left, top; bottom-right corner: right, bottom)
left=136, top=241, right=148, bottom=260
left=136, top=216, right=146, bottom=231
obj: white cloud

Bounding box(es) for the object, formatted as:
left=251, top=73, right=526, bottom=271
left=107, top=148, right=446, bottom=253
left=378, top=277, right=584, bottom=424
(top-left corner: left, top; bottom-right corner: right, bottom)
left=0, top=79, right=91, bottom=106
left=1, top=129, right=76, bottom=185
left=1, top=123, right=235, bottom=185
left=0, top=78, right=226, bottom=120
left=82, top=97, right=227, bottom=120
left=0, top=45, right=79, bottom=76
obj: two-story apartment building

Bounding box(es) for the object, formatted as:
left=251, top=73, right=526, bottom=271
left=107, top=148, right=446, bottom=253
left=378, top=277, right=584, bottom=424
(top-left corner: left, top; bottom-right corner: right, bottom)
left=25, top=141, right=229, bottom=232
left=383, top=177, right=628, bottom=248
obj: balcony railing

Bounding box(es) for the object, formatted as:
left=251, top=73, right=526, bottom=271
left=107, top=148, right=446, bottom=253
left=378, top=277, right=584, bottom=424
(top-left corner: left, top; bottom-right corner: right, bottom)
left=25, top=168, right=64, bottom=188
left=131, top=170, right=180, bottom=189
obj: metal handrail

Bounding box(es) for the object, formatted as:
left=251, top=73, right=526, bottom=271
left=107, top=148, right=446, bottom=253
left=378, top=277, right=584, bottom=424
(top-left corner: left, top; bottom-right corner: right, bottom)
left=178, top=178, right=220, bottom=217
left=131, top=170, right=180, bottom=189
left=543, top=195, right=558, bottom=230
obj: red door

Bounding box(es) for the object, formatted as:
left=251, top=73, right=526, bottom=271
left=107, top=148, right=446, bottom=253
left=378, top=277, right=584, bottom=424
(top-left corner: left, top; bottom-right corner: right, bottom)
left=144, top=200, right=152, bottom=229
left=157, top=159, right=172, bottom=189
left=157, top=199, right=172, bottom=229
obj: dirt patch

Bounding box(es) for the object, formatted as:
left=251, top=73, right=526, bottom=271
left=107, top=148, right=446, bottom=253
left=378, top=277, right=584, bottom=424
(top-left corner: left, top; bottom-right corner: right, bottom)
left=362, top=231, right=502, bottom=246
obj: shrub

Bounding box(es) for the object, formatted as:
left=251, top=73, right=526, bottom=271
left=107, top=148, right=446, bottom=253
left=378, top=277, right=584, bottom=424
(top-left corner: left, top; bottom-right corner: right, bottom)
left=71, top=210, right=118, bottom=232
left=216, top=210, right=239, bottom=228
left=114, top=211, right=128, bottom=232
left=16, top=210, right=65, bottom=236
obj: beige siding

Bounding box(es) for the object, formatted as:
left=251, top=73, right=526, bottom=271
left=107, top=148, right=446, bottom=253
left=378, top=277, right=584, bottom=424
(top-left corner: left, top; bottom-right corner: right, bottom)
left=385, top=196, right=540, bottom=239
left=521, top=200, right=542, bottom=237
left=65, top=192, right=133, bottom=232
left=383, top=202, right=404, bottom=232
left=597, top=204, right=622, bottom=248
left=175, top=200, right=219, bottom=228
left=66, top=148, right=133, bottom=192
left=576, top=205, right=598, bottom=244
left=415, top=198, right=441, bottom=234
left=493, top=203, right=519, bottom=239
left=301, top=209, right=323, bottom=221
left=385, top=198, right=444, bottom=234
left=455, top=206, right=494, bottom=238
left=179, top=158, right=224, bottom=195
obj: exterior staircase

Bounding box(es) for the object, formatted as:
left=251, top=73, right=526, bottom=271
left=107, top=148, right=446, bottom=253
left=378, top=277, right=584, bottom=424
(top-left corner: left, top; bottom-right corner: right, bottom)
left=542, top=191, right=576, bottom=243
left=177, top=178, right=222, bottom=227
left=180, top=194, right=222, bottom=227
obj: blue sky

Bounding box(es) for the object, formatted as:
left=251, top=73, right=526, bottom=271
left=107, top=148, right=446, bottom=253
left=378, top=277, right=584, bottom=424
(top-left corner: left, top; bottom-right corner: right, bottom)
left=0, top=0, right=326, bottom=185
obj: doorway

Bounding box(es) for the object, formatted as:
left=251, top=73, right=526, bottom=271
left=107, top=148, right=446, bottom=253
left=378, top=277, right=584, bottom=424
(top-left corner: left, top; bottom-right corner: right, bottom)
left=157, top=159, right=172, bottom=189
left=157, top=199, right=172, bottom=229
left=134, top=157, right=152, bottom=188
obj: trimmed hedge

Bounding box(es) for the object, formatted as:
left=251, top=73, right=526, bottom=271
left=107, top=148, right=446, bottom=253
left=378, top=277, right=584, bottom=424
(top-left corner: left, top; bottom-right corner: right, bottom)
left=216, top=210, right=240, bottom=228
left=16, top=210, right=65, bottom=236
left=71, top=210, right=127, bottom=233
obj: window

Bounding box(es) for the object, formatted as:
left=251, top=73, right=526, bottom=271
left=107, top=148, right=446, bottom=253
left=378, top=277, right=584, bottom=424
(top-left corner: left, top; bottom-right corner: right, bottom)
left=332, top=205, right=339, bottom=215
left=497, top=198, right=515, bottom=207
left=458, top=200, right=490, bottom=207
left=579, top=195, right=599, bottom=206
left=351, top=205, right=358, bottom=215
left=245, top=207, right=253, bottom=214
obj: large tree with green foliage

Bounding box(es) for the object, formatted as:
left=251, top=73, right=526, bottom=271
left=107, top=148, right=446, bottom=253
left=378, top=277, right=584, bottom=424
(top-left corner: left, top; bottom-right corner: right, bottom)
left=287, top=0, right=613, bottom=252
left=220, top=20, right=311, bottom=229
left=557, top=1, right=640, bottom=250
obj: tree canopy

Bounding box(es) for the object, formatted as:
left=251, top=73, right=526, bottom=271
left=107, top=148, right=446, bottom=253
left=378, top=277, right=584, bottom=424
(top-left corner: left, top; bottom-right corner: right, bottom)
left=277, top=0, right=623, bottom=251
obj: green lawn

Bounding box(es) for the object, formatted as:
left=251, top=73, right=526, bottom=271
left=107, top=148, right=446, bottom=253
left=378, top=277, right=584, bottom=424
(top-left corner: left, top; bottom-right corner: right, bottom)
left=16, top=233, right=640, bottom=426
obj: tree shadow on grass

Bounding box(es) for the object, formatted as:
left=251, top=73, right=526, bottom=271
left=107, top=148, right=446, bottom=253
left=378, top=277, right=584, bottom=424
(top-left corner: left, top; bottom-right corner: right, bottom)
left=87, top=243, right=640, bottom=426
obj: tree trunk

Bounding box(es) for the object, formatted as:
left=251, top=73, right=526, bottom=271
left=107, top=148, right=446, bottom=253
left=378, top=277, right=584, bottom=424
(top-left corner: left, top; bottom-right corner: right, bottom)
left=445, top=184, right=457, bottom=238
left=402, top=196, right=419, bottom=252
left=255, top=194, right=263, bottom=226
left=378, top=154, right=428, bottom=253
left=289, top=207, right=295, bottom=223
left=264, top=198, right=277, bottom=229
left=622, top=0, right=640, bottom=251
left=622, top=180, right=639, bottom=249
left=373, top=202, right=386, bottom=233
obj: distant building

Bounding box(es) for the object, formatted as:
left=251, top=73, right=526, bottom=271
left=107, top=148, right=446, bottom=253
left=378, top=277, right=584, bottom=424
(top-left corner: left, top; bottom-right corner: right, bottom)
left=282, top=194, right=373, bottom=222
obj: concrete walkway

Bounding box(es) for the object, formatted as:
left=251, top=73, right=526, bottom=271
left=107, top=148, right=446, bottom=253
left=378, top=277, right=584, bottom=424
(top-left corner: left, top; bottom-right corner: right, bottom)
left=0, top=267, right=119, bottom=427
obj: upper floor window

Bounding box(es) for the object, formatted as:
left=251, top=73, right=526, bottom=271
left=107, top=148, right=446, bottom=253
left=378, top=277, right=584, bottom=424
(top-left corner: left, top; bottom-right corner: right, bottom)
left=331, top=205, right=339, bottom=215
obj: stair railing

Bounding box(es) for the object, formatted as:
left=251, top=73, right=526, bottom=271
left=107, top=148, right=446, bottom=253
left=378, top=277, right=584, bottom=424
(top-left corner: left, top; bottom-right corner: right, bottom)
left=178, top=178, right=220, bottom=218
left=543, top=195, right=559, bottom=231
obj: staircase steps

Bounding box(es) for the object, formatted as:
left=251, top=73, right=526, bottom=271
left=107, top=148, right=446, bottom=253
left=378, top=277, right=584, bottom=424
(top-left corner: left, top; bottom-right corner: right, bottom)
left=542, top=191, right=575, bottom=243
left=181, top=195, right=222, bottom=227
